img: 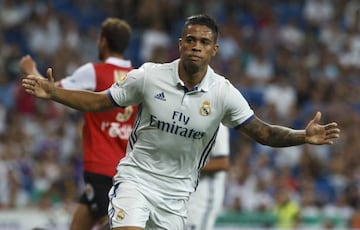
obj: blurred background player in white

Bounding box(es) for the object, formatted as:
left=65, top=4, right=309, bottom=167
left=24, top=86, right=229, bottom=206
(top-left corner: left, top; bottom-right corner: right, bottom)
left=19, top=18, right=137, bottom=230
left=186, top=123, right=230, bottom=230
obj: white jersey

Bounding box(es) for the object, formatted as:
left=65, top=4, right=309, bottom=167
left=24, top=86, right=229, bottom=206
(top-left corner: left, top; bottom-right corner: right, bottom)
left=186, top=124, right=230, bottom=230
left=108, top=59, right=254, bottom=199
left=211, top=123, right=230, bottom=157
left=59, top=57, right=132, bottom=90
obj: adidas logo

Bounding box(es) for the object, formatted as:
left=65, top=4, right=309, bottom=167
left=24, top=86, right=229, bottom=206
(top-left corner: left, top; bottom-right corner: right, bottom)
left=154, top=92, right=166, bottom=101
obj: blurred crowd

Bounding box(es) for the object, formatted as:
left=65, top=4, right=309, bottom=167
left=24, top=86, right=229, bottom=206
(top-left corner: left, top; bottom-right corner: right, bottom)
left=0, top=0, right=359, bottom=228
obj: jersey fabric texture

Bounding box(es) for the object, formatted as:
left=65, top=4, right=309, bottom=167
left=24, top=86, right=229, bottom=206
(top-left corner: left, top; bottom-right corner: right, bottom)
left=108, top=59, right=254, bottom=198
left=59, top=57, right=137, bottom=177
left=186, top=124, right=230, bottom=230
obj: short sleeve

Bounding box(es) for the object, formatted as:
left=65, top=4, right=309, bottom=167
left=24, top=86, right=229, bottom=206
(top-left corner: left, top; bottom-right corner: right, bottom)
left=221, top=81, right=254, bottom=128
left=108, top=66, right=145, bottom=107
left=59, top=63, right=96, bottom=91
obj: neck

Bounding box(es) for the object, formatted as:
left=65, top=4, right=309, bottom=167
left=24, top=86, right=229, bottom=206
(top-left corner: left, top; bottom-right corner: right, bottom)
left=110, top=53, right=124, bottom=59
left=102, top=52, right=124, bottom=61
left=179, top=61, right=207, bottom=89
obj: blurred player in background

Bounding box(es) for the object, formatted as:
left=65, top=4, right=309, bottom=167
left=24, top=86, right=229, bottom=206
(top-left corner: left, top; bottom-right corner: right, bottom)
left=20, top=18, right=137, bottom=230
left=186, top=123, right=230, bottom=230
left=22, top=14, right=340, bottom=230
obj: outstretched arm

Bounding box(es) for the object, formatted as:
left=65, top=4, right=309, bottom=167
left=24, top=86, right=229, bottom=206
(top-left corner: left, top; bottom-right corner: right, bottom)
left=22, top=68, right=115, bottom=112
left=239, top=112, right=340, bottom=147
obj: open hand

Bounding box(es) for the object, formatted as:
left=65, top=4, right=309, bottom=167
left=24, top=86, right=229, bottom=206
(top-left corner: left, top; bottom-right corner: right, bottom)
left=22, top=68, right=55, bottom=99
left=305, top=112, right=340, bottom=145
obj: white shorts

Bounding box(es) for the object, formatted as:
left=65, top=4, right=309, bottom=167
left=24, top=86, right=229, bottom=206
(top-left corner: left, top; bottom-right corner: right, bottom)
left=108, top=181, right=187, bottom=229
left=186, top=172, right=226, bottom=230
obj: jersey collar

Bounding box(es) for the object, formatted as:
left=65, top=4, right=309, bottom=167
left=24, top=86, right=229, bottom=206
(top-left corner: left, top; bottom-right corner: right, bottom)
left=173, top=59, right=213, bottom=92
left=105, top=57, right=132, bottom=68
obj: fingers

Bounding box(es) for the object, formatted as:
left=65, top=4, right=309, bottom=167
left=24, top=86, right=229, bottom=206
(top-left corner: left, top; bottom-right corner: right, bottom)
left=23, top=74, right=39, bottom=81
left=324, top=122, right=340, bottom=137
left=46, top=68, right=54, bottom=82
left=326, top=128, right=340, bottom=135
left=325, top=140, right=334, bottom=145
left=326, top=133, right=339, bottom=140
left=22, top=75, right=40, bottom=88
left=324, top=122, right=338, bottom=129
left=323, top=123, right=340, bottom=144
left=22, top=77, right=37, bottom=87
left=306, top=111, right=321, bottom=129
left=326, top=128, right=340, bottom=140
left=22, top=78, right=36, bottom=95
left=313, top=111, right=321, bottom=123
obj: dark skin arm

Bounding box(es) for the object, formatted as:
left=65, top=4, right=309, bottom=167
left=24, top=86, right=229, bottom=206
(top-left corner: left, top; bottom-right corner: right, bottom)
left=22, top=68, right=116, bottom=112
left=239, top=115, right=340, bottom=147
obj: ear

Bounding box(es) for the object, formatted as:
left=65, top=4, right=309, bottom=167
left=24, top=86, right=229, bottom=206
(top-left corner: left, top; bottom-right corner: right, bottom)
left=99, top=36, right=107, bottom=48
left=212, top=44, right=219, bottom=57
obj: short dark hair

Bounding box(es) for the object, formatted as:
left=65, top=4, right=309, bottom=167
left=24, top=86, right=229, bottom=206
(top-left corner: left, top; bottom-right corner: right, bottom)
left=182, top=14, right=219, bottom=42
left=100, top=18, right=131, bottom=54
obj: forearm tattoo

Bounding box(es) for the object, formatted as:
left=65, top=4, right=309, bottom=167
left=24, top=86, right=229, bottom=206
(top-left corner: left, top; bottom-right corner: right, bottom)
left=240, top=117, right=305, bottom=147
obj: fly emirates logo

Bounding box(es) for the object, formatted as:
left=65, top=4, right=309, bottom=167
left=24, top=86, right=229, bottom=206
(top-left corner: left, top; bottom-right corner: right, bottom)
left=149, top=111, right=206, bottom=139
left=101, top=122, right=132, bottom=139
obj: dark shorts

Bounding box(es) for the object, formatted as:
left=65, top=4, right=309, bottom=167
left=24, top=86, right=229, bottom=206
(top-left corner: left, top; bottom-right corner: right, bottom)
left=79, top=172, right=113, bottom=218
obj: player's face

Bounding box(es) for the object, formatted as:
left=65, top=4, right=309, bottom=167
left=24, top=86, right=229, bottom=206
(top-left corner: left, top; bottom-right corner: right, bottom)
left=179, top=25, right=218, bottom=74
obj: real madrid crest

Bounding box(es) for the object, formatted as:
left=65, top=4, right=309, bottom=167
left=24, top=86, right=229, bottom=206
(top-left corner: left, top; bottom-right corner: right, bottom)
left=200, top=100, right=211, bottom=116
left=116, top=209, right=126, bottom=221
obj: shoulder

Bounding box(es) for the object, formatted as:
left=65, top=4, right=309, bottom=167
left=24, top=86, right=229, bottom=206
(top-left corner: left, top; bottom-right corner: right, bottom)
left=140, top=61, right=174, bottom=71
left=129, top=61, right=174, bottom=77
left=66, top=62, right=95, bottom=78
left=69, top=63, right=96, bottom=78
left=207, top=68, right=233, bottom=90
left=75, top=62, right=95, bottom=71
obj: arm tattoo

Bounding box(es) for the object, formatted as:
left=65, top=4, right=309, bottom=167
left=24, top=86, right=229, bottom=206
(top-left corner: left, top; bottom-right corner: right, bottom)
left=240, top=116, right=305, bottom=147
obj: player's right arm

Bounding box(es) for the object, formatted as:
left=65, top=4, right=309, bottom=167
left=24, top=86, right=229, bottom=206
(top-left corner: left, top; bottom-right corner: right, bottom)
left=22, top=68, right=116, bottom=112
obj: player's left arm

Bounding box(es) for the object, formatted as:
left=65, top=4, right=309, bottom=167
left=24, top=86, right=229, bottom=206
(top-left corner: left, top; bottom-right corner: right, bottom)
left=238, top=112, right=340, bottom=147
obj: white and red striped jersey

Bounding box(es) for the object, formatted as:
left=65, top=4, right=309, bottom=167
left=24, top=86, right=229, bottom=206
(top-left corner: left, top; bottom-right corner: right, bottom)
left=59, top=57, right=137, bottom=177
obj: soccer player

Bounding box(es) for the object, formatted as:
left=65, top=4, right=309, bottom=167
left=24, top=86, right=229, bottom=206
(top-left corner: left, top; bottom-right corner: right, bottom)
left=20, top=18, right=137, bottom=230
left=22, top=14, right=340, bottom=230
left=186, top=123, right=230, bottom=230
